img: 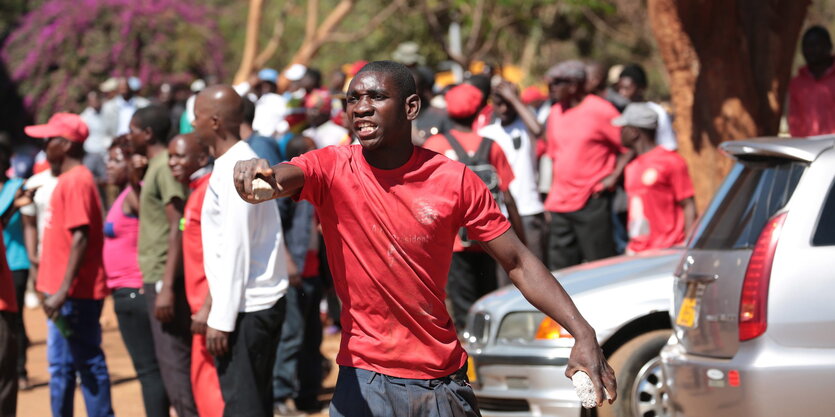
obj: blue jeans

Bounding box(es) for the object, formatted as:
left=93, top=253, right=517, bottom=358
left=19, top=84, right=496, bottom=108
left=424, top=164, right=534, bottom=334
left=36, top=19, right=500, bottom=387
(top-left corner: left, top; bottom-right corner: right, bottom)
left=46, top=298, right=114, bottom=417
left=273, top=285, right=302, bottom=401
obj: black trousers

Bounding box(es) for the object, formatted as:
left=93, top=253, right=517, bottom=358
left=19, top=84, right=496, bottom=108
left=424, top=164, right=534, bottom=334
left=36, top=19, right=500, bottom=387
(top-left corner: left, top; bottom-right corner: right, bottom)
left=113, top=288, right=170, bottom=417
left=0, top=311, right=17, bottom=417
left=547, top=194, right=616, bottom=270
left=216, top=297, right=286, bottom=417
left=144, top=282, right=197, bottom=417
left=11, top=270, right=27, bottom=379
left=296, top=277, right=325, bottom=410
left=447, top=252, right=497, bottom=332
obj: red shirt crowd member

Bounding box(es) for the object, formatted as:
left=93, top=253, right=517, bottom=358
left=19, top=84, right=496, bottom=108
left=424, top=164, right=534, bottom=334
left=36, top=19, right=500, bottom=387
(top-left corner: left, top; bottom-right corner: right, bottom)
left=0, top=224, right=18, bottom=416
left=423, top=83, right=520, bottom=332
left=25, top=113, right=114, bottom=416
left=544, top=60, right=631, bottom=270
left=614, top=103, right=696, bottom=254
left=233, top=61, right=616, bottom=416
left=788, top=25, right=835, bottom=137
left=168, top=133, right=223, bottom=417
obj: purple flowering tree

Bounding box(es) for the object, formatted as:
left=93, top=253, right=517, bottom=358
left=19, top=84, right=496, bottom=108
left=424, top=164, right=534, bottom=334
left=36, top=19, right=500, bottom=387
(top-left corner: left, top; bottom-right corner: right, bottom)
left=1, top=0, right=226, bottom=122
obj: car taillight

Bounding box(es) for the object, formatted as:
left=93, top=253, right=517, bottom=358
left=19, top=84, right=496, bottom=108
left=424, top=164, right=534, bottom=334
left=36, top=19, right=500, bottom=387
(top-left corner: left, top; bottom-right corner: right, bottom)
left=739, top=212, right=787, bottom=341
left=535, top=317, right=573, bottom=340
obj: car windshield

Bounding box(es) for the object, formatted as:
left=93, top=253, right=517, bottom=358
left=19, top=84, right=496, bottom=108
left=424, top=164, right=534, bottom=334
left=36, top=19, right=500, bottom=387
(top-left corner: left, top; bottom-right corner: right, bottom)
left=688, top=159, right=806, bottom=250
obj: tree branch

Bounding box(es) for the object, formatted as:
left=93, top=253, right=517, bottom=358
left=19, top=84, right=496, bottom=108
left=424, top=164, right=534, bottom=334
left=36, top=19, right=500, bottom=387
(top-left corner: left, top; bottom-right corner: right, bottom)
left=325, top=0, right=407, bottom=43
left=233, top=0, right=264, bottom=85
left=253, top=0, right=294, bottom=69
left=305, top=0, right=319, bottom=42
left=422, top=2, right=467, bottom=66
left=464, top=0, right=486, bottom=54
left=471, top=15, right=514, bottom=62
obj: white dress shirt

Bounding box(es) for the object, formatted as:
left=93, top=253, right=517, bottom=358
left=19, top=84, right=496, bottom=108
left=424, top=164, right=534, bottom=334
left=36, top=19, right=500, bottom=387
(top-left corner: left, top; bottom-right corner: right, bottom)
left=480, top=119, right=545, bottom=217
left=201, top=140, right=287, bottom=332
left=646, top=101, right=678, bottom=150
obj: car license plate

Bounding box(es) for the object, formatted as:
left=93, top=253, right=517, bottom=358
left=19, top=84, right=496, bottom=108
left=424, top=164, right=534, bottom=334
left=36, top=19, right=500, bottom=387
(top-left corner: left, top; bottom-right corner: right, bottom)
left=676, top=283, right=704, bottom=328
left=467, top=357, right=477, bottom=382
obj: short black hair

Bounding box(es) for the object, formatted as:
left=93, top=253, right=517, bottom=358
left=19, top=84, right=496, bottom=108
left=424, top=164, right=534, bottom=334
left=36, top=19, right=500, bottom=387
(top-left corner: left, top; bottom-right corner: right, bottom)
left=303, top=68, right=322, bottom=88
left=803, top=25, right=832, bottom=46
left=132, top=105, right=172, bottom=143
left=465, top=74, right=491, bottom=104
left=410, top=66, right=435, bottom=92
left=241, top=98, right=256, bottom=126
left=285, top=134, right=315, bottom=160
left=355, top=60, right=417, bottom=100
left=619, top=64, right=648, bottom=89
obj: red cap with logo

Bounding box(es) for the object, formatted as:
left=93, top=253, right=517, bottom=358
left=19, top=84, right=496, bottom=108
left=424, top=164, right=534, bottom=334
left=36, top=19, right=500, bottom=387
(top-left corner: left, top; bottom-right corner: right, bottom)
left=445, top=84, right=484, bottom=119
left=24, top=113, right=89, bottom=143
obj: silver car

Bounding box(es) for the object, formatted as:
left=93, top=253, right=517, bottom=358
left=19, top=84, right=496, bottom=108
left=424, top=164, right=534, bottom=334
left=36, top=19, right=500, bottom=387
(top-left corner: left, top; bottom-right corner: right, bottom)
left=464, top=248, right=682, bottom=417
left=661, top=136, right=835, bottom=416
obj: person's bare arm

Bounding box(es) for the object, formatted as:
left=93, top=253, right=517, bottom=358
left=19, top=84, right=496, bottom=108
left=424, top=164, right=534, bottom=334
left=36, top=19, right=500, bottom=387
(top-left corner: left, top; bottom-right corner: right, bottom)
left=191, top=292, right=212, bottom=335
left=680, top=197, right=697, bottom=235
left=502, top=190, right=527, bottom=246
left=43, top=226, right=89, bottom=318
left=595, top=149, right=635, bottom=194
left=155, top=198, right=185, bottom=323
left=233, top=159, right=306, bottom=203
left=480, top=229, right=617, bottom=407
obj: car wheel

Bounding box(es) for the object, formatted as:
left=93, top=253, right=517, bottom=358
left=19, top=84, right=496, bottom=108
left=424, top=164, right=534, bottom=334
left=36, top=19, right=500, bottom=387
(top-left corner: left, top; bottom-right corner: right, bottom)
left=597, top=329, right=672, bottom=417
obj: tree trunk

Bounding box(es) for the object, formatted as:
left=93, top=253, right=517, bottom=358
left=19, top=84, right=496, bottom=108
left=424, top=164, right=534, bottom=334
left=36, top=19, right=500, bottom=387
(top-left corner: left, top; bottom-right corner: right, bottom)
left=647, top=0, right=810, bottom=211
left=233, top=0, right=264, bottom=85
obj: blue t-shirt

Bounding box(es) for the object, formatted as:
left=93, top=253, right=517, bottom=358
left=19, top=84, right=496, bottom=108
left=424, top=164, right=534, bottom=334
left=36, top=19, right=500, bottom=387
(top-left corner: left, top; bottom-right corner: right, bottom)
left=0, top=178, right=30, bottom=271
left=246, top=134, right=282, bottom=166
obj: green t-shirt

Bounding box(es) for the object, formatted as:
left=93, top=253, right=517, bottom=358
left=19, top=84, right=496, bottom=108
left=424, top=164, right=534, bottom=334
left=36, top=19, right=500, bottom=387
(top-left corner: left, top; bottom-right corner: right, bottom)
left=138, top=151, right=186, bottom=283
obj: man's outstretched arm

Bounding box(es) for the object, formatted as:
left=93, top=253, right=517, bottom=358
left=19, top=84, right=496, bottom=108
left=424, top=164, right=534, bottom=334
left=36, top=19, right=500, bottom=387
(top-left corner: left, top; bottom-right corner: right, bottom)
left=234, top=158, right=305, bottom=203
left=480, top=229, right=617, bottom=407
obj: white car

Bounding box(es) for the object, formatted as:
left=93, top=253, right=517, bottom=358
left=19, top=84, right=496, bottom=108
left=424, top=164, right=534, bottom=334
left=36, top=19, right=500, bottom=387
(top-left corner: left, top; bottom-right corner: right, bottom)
left=464, top=249, right=680, bottom=417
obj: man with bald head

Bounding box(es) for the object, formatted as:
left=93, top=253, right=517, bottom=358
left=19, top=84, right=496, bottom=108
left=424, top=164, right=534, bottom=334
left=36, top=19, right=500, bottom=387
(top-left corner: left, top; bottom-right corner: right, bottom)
left=233, top=61, right=616, bottom=416
left=192, top=85, right=288, bottom=416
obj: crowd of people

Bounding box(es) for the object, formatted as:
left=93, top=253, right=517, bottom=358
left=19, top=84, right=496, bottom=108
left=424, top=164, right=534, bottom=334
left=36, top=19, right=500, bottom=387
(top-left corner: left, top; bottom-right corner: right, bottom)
left=0, top=24, right=833, bottom=417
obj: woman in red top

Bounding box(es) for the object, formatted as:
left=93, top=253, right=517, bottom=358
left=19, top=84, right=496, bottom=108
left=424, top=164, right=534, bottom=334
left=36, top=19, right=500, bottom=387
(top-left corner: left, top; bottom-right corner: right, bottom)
left=103, top=137, right=170, bottom=417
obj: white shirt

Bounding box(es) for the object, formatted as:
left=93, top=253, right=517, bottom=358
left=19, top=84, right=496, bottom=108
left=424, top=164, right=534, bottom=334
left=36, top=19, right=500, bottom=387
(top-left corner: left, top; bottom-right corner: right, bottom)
left=303, top=120, right=349, bottom=149
left=646, top=101, right=678, bottom=150
left=19, top=170, right=59, bottom=255
left=80, top=107, right=112, bottom=154
left=201, top=140, right=287, bottom=332
left=253, top=93, right=288, bottom=137
left=479, top=119, right=545, bottom=216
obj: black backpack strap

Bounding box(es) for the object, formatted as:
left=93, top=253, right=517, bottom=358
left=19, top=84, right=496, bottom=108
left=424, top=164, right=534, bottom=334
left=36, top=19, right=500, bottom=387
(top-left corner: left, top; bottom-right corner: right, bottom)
left=474, top=137, right=493, bottom=165
left=442, top=132, right=474, bottom=165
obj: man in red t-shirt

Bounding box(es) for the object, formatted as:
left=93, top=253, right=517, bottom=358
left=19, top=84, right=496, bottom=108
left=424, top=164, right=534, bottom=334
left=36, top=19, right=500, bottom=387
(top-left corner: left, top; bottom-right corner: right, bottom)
left=614, top=104, right=696, bottom=253
left=25, top=113, right=114, bottom=416
left=423, top=83, right=524, bottom=332
left=788, top=26, right=835, bottom=137
left=233, top=61, right=616, bottom=416
left=168, top=133, right=223, bottom=417
left=545, top=60, right=634, bottom=270
left=0, top=226, right=19, bottom=416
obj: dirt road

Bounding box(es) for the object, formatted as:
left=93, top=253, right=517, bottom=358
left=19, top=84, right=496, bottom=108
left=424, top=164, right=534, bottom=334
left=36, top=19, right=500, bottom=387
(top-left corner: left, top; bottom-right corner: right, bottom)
left=17, top=298, right=338, bottom=416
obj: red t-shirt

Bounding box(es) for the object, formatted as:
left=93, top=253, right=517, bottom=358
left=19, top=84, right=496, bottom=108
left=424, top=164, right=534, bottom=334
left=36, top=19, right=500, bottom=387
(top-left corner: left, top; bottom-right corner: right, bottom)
left=287, top=145, right=510, bottom=379
left=182, top=173, right=211, bottom=314
left=545, top=94, right=623, bottom=212
left=423, top=129, right=515, bottom=252
left=0, top=225, right=17, bottom=313
left=788, top=62, right=835, bottom=137
left=37, top=165, right=107, bottom=299
left=624, top=147, right=694, bottom=253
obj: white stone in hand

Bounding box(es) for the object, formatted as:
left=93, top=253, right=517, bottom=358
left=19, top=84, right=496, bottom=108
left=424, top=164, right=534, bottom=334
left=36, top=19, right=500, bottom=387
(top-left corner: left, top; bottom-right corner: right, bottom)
left=251, top=178, right=274, bottom=201
left=572, top=371, right=612, bottom=408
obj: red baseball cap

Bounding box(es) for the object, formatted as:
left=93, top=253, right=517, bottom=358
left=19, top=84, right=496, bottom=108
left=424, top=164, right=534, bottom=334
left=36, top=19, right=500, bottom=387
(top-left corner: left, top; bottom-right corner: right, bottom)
left=445, top=84, right=484, bottom=119
left=520, top=86, right=547, bottom=104
left=24, top=112, right=89, bottom=143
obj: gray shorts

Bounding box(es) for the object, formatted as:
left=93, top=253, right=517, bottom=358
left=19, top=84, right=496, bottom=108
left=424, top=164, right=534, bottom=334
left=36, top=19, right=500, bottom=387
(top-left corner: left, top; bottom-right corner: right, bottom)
left=329, top=365, right=481, bottom=417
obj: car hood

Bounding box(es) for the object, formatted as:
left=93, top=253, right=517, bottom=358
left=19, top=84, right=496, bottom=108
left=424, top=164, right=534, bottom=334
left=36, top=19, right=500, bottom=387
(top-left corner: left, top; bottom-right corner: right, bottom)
left=473, top=248, right=684, bottom=315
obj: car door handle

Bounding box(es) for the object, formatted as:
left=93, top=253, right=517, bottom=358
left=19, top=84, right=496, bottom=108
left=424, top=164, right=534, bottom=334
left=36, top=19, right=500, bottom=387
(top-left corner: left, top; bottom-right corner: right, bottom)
left=674, top=271, right=719, bottom=283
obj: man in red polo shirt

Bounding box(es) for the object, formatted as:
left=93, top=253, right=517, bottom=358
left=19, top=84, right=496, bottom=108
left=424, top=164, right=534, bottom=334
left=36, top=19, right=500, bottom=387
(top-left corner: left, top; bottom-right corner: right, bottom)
left=545, top=60, right=633, bottom=270
left=25, top=113, right=114, bottom=417
left=423, top=83, right=524, bottom=332
left=0, top=227, right=18, bottom=416
left=167, top=133, right=223, bottom=417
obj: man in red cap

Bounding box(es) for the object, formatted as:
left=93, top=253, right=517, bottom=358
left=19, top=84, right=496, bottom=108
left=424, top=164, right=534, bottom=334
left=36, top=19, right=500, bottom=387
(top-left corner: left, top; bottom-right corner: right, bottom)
left=25, top=113, right=114, bottom=417
left=422, top=83, right=524, bottom=332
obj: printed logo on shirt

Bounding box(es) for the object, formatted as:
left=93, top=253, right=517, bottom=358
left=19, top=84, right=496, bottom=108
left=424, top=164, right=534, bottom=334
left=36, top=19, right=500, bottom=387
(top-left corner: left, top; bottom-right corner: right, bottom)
left=641, top=168, right=659, bottom=186
left=412, top=198, right=440, bottom=225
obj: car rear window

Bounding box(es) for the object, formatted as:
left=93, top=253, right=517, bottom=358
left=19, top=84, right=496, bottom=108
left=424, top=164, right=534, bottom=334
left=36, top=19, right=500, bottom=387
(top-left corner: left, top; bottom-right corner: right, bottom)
left=813, top=179, right=835, bottom=246
left=689, top=160, right=805, bottom=250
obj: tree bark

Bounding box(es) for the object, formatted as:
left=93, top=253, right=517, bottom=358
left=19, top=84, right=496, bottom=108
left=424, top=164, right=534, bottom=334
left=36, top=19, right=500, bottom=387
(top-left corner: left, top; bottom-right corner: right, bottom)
left=647, top=0, right=810, bottom=210
left=233, top=0, right=264, bottom=85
